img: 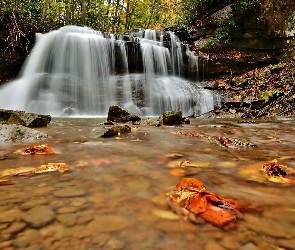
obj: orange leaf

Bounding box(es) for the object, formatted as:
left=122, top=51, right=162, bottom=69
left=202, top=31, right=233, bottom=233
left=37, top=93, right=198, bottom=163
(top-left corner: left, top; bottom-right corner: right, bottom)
left=200, top=204, right=237, bottom=230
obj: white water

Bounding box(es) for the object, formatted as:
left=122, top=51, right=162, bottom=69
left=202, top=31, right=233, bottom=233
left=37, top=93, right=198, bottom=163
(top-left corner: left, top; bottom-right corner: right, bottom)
left=0, top=25, right=219, bottom=117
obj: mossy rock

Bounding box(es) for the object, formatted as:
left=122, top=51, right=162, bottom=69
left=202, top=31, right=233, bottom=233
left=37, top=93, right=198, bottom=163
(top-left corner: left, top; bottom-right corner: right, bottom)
left=163, top=110, right=182, bottom=125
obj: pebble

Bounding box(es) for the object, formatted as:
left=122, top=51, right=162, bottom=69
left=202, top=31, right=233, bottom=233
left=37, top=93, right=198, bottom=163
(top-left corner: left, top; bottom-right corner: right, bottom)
left=240, top=243, right=260, bottom=250
left=56, top=213, right=76, bottom=226
left=20, top=198, right=48, bottom=211
left=70, top=198, right=87, bottom=207
left=11, top=239, right=29, bottom=248
left=22, top=205, right=55, bottom=228
left=2, top=222, right=26, bottom=234
left=53, top=187, right=86, bottom=197
left=57, top=206, right=78, bottom=214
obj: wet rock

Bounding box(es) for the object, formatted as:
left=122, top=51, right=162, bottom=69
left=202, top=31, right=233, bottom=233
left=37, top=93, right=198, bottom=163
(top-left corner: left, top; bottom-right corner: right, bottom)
left=20, top=198, right=48, bottom=211
left=0, top=109, right=51, bottom=127
left=87, top=215, right=129, bottom=234
left=0, top=124, right=49, bottom=142
left=70, top=198, right=87, bottom=207
left=163, top=110, right=182, bottom=125
left=53, top=187, right=86, bottom=198
left=240, top=243, right=260, bottom=250
left=107, top=105, right=141, bottom=123
left=22, top=205, right=55, bottom=228
left=2, top=222, right=26, bottom=234
left=11, top=239, right=28, bottom=248
left=104, top=238, right=126, bottom=249
left=76, top=213, right=94, bottom=225
left=90, top=125, right=131, bottom=138
left=57, top=206, right=78, bottom=214
left=56, top=213, right=76, bottom=227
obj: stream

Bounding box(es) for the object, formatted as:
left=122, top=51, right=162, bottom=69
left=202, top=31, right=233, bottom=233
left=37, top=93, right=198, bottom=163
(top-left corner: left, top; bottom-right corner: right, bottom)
left=0, top=117, right=295, bottom=250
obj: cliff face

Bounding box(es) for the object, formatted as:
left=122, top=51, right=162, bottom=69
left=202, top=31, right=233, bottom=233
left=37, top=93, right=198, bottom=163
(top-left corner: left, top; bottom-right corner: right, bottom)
left=172, top=1, right=295, bottom=77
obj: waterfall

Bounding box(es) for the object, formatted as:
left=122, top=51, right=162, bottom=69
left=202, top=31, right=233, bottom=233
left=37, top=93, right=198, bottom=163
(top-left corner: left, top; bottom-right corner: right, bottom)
left=0, top=25, right=219, bottom=117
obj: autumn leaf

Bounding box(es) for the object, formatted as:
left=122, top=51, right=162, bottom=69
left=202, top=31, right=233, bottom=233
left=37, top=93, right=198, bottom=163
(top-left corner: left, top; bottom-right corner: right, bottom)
left=260, top=159, right=295, bottom=184
left=167, top=177, right=247, bottom=230
left=15, top=143, right=55, bottom=155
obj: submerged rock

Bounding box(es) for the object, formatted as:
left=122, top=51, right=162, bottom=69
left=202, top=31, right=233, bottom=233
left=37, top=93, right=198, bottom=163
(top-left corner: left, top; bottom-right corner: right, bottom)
left=0, top=109, right=51, bottom=127
left=0, top=124, right=49, bottom=142
left=107, top=105, right=141, bottom=123
left=90, top=125, right=131, bottom=138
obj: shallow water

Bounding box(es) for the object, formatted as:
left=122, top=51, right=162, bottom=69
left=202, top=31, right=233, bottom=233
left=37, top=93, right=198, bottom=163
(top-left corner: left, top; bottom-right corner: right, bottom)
left=1, top=118, right=295, bottom=250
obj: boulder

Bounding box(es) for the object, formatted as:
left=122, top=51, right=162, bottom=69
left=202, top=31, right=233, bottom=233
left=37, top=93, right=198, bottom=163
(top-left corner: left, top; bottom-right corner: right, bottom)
left=0, top=109, right=51, bottom=127
left=163, top=110, right=182, bottom=125
left=107, top=105, right=141, bottom=123
left=0, top=124, right=49, bottom=142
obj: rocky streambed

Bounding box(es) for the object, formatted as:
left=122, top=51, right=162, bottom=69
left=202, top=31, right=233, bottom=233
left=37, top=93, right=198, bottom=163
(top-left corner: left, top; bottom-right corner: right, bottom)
left=0, top=117, right=295, bottom=250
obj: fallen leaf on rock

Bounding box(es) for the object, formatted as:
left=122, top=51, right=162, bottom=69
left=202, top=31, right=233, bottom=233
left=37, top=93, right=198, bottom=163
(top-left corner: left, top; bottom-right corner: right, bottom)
left=167, top=177, right=247, bottom=230
left=0, top=179, right=15, bottom=185
left=15, top=143, right=55, bottom=155
left=0, top=163, right=70, bottom=179
left=34, top=163, right=71, bottom=173
left=260, top=159, right=295, bottom=184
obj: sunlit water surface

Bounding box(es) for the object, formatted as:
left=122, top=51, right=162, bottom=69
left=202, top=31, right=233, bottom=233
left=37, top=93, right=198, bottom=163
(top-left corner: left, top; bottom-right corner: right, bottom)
left=0, top=118, right=295, bottom=250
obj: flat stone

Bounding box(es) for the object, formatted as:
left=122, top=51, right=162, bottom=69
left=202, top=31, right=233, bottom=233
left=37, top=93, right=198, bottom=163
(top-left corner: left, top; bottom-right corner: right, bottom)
left=53, top=187, right=86, bottom=198
left=2, top=222, right=26, bottom=234
left=11, top=239, right=29, bottom=248
left=56, top=213, right=76, bottom=227
left=20, top=198, right=48, bottom=211
left=22, top=205, right=55, bottom=228
left=57, top=206, right=78, bottom=214
left=70, top=198, right=87, bottom=207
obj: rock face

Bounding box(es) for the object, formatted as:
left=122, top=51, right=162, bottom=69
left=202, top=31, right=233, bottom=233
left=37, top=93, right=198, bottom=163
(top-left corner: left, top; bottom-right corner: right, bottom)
left=107, top=105, right=141, bottom=123
left=172, top=1, right=295, bottom=77
left=0, top=109, right=51, bottom=127
left=163, top=110, right=182, bottom=125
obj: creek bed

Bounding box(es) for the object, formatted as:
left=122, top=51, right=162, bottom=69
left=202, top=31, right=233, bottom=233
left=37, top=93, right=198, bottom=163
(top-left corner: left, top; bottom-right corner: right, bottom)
left=0, top=118, right=295, bottom=250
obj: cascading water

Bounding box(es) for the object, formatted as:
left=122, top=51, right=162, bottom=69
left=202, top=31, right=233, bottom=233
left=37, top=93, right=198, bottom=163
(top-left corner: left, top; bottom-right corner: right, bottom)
left=0, top=25, right=220, bottom=117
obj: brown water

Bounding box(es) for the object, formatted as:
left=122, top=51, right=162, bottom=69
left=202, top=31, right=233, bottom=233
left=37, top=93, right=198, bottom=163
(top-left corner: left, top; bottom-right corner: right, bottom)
left=1, top=118, right=295, bottom=250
